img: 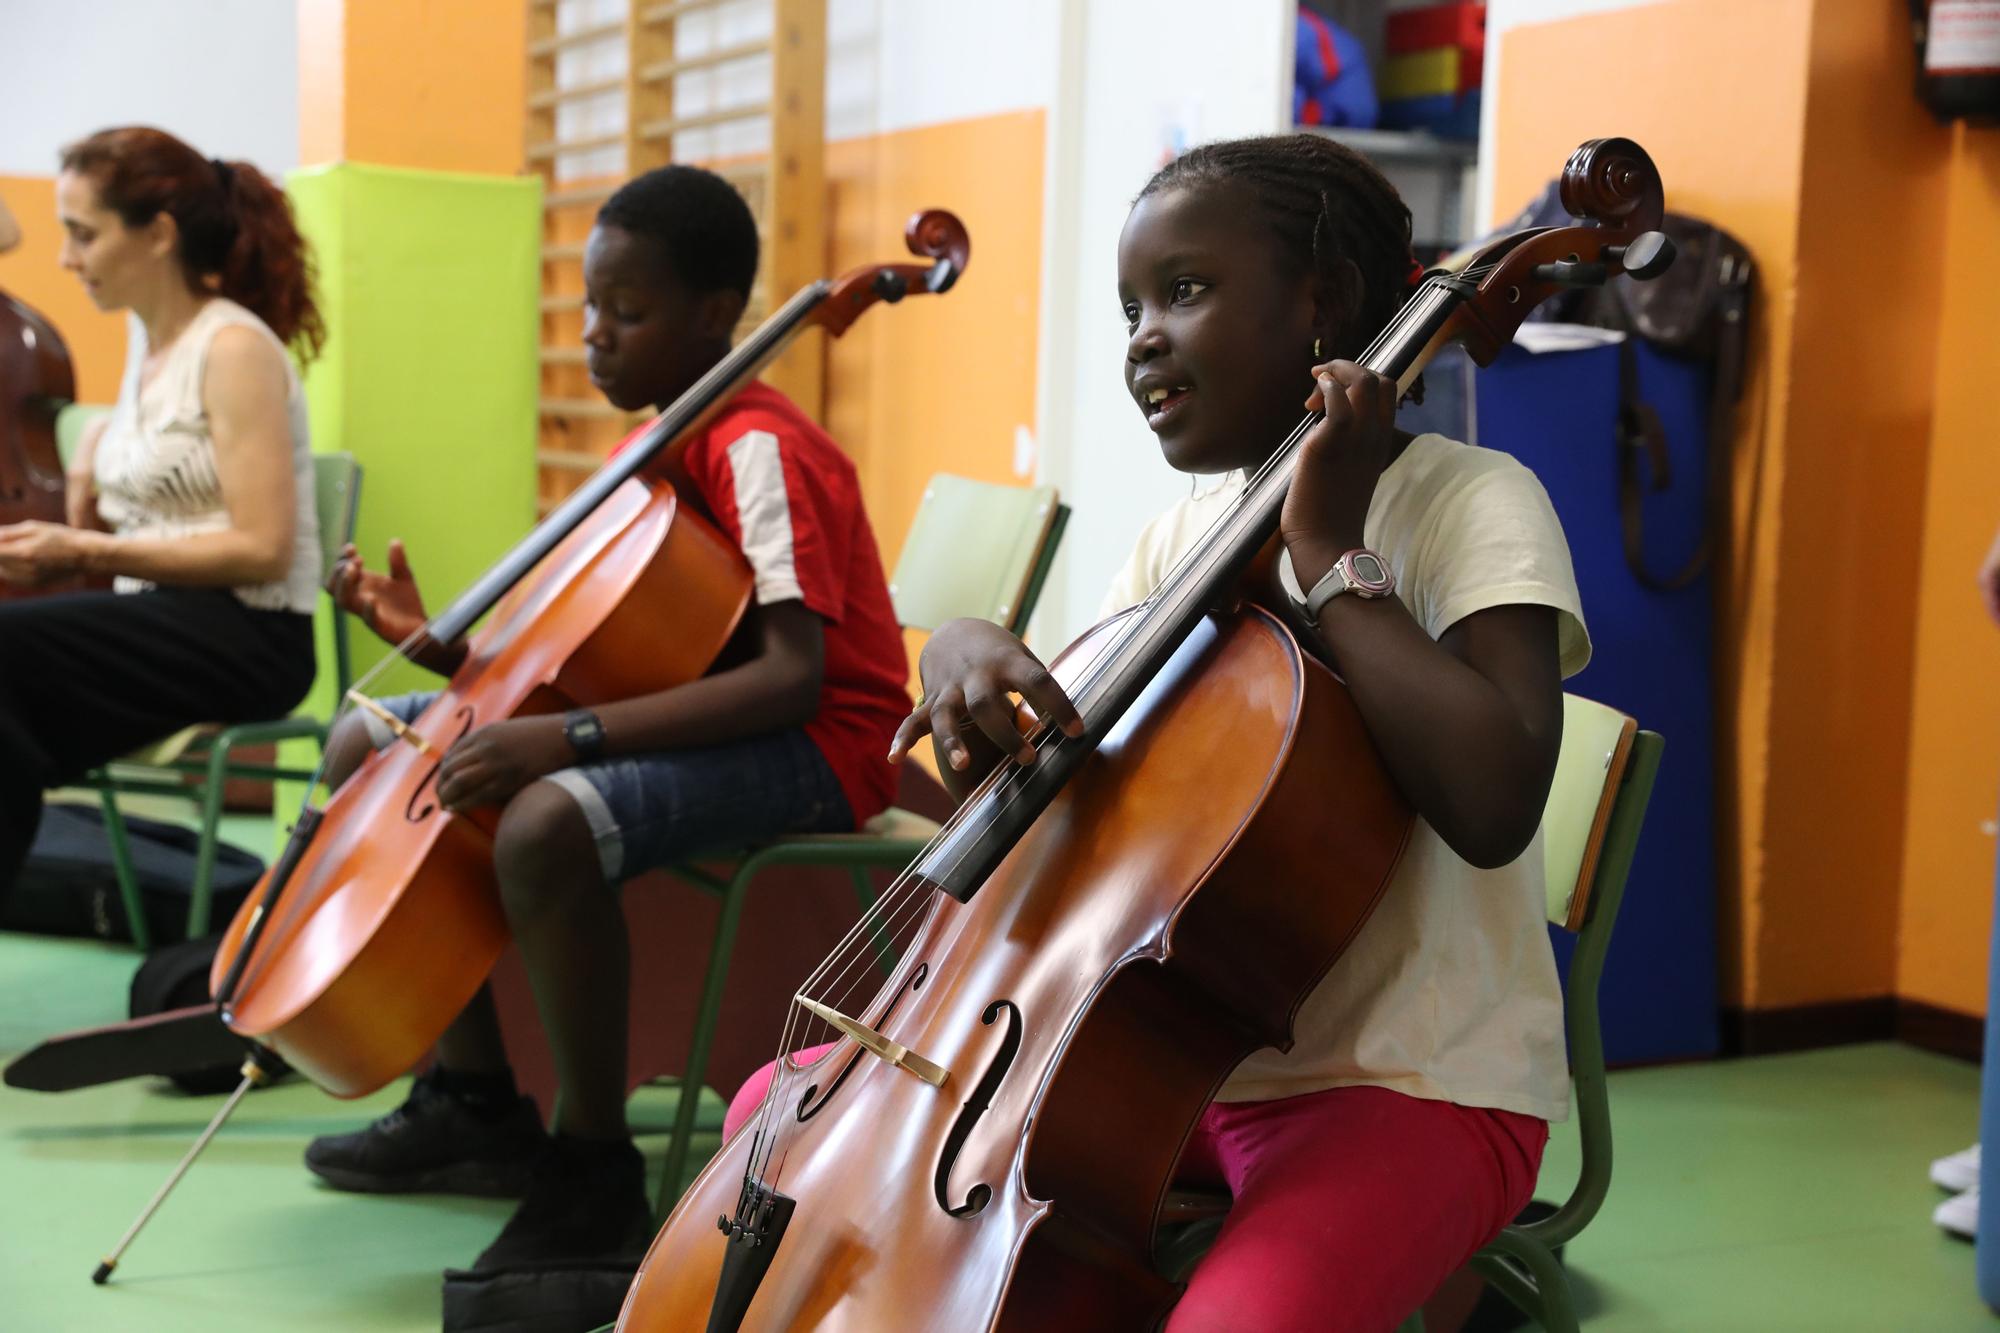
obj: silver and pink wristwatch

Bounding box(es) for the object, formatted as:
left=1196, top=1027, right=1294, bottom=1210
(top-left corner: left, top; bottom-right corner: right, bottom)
left=1284, top=548, right=1395, bottom=627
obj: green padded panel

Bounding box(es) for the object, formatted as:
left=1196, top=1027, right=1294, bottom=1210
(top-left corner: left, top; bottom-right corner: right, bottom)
left=889, top=474, right=1060, bottom=632
left=274, top=165, right=542, bottom=837
left=54, top=402, right=110, bottom=469
left=284, top=162, right=539, bottom=698
left=1544, top=694, right=1636, bottom=929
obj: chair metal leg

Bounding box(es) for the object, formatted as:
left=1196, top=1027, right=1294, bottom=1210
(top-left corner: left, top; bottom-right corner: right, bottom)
left=847, top=868, right=898, bottom=975
left=1154, top=1217, right=1227, bottom=1285
left=96, top=788, right=151, bottom=952
left=186, top=741, right=234, bottom=940
left=656, top=863, right=758, bottom=1218
left=1474, top=1227, right=1579, bottom=1333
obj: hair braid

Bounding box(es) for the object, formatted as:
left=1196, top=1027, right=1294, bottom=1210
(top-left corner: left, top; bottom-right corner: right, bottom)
left=1139, top=133, right=1421, bottom=373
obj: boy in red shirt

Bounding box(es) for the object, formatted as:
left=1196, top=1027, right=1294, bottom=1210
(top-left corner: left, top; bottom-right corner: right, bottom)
left=304, top=166, right=909, bottom=1272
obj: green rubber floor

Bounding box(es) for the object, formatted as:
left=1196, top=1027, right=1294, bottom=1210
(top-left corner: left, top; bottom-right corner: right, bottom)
left=0, top=929, right=718, bottom=1332
left=0, top=919, right=1989, bottom=1330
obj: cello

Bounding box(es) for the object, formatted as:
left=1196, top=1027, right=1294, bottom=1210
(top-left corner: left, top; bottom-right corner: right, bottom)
left=87, top=209, right=971, bottom=1283
left=0, top=287, right=76, bottom=598
left=618, top=138, right=1677, bottom=1332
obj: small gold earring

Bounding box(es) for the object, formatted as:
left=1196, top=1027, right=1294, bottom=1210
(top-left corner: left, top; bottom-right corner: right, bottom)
left=1313, top=337, right=1322, bottom=360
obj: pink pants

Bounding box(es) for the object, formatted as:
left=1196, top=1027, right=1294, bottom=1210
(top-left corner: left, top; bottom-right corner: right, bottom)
left=722, top=1049, right=1546, bottom=1333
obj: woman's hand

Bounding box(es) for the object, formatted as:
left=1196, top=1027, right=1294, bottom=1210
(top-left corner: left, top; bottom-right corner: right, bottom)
left=888, top=618, right=1084, bottom=799
left=1281, top=359, right=1401, bottom=591
left=437, top=715, right=575, bottom=811
left=0, top=520, right=100, bottom=585
left=328, top=538, right=429, bottom=646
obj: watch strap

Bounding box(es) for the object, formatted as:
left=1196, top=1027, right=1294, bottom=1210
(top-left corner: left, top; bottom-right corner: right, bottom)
left=1280, top=547, right=1392, bottom=627
left=563, top=709, right=607, bottom=762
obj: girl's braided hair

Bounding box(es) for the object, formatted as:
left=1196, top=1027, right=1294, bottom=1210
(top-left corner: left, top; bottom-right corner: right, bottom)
left=1138, top=133, right=1423, bottom=392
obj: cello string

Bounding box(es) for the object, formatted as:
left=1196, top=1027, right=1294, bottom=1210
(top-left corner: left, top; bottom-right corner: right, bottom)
left=743, top=398, right=1354, bottom=1186
left=782, top=272, right=1468, bottom=1035
left=744, top=268, right=1483, bottom=1189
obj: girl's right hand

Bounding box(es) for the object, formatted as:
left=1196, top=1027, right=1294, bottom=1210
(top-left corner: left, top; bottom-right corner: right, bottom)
left=889, top=617, right=1085, bottom=780
left=327, top=538, right=428, bottom=646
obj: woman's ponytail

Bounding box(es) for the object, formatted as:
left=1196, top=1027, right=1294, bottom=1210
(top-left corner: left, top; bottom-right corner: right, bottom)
left=60, top=128, right=325, bottom=364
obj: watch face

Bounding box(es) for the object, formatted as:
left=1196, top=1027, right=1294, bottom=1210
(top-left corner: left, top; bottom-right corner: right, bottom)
left=1348, top=551, right=1391, bottom=591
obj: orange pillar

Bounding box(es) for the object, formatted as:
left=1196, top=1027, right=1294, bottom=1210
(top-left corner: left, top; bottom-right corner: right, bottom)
left=1493, top=0, right=1954, bottom=1019
left=297, top=0, right=524, bottom=173
left=1895, top=124, right=2000, bottom=1021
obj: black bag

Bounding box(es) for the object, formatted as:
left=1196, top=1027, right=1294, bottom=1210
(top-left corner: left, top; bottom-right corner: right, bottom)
left=441, top=1261, right=640, bottom=1333
left=128, top=934, right=290, bottom=1094
left=1491, top=186, right=1756, bottom=590
left=3, top=804, right=266, bottom=945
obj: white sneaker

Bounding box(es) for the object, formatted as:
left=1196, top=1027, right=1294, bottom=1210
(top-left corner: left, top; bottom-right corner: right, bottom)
left=1933, top=1144, right=1981, bottom=1193
left=1936, top=1187, right=1979, bottom=1240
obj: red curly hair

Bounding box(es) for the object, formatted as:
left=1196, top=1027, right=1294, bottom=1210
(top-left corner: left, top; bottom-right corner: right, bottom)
left=60, top=127, right=326, bottom=364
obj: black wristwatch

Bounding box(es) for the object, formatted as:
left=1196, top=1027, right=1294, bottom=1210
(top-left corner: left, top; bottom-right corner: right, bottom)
left=562, top=709, right=607, bottom=763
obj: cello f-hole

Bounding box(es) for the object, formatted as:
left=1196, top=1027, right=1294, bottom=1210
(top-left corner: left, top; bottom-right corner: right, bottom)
left=933, top=999, right=1022, bottom=1219
left=405, top=704, right=476, bottom=823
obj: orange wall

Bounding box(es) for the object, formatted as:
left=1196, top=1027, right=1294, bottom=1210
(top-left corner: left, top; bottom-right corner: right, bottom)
left=1897, top=124, right=2000, bottom=1016
left=821, top=109, right=1045, bottom=761
left=1496, top=0, right=1955, bottom=1011
left=824, top=110, right=1044, bottom=565
left=1754, top=0, right=1950, bottom=1007
left=0, top=175, right=127, bottom=403
left=297, top=0, right=524, bottom=174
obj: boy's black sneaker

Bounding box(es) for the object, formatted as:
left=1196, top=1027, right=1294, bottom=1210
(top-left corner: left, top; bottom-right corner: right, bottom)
left=467, top=1134, right=655, bottom=1272
left=304, top=1071, right=549, bottom=1197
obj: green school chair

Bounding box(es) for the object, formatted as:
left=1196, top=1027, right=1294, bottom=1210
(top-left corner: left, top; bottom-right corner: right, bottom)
left=83, top=450, right=363, bottom=949
left=1151, top=694, right=1663, bottom=1333
left=643, top=473, right=1070, bottom=1214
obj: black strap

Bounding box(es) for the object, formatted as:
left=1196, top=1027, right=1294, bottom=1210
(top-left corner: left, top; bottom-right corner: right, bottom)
left=1616, top=265, right=1750, bottom=592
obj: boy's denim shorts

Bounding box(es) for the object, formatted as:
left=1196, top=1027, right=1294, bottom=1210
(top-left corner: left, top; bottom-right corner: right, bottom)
left=358, top=691, right=854, bottom=883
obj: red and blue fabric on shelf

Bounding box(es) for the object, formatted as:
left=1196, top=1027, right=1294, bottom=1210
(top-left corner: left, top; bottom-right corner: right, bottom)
left=1295, top=8, right=1378, bottom=128
left=1379, top=2, right=1485, bottom=140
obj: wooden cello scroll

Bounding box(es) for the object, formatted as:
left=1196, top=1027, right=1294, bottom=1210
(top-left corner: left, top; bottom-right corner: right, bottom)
left=618, top=140, right=1673, bottom=1333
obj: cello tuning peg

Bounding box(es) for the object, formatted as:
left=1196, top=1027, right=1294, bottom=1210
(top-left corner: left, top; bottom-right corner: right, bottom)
left=1608, top=231, right=1676, bottom=281
left=1530, top=258, right=1610, bottom=287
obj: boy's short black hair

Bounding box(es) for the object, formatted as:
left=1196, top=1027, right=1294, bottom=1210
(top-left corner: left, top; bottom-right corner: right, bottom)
left=598, top=165, right=760, bottom=300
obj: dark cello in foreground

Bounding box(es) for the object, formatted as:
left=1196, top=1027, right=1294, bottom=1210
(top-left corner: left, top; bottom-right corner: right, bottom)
left=621, top=138, right=1676, bottom=1332
left=78, top=210, right=971, bottom=1283
left=0, top=287, right=75, bottom=595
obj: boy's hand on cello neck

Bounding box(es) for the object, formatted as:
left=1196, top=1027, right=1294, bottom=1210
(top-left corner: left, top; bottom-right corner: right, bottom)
left=888, top=617, right=1085, bottom=805
left=328, top=538, right=466, bottom=675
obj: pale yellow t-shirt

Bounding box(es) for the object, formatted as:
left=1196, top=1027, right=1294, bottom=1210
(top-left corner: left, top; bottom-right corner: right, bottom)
left=1099, top=434, right=1590, bottom=1123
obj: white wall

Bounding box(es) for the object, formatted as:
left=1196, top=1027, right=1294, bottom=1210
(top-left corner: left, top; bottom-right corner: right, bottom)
left=1474, top=0, right=1662, bottom=226
left=0, top=0, right=298, bottom=178
left=548, top=0, right=1059, bottom=181
left=827, top=0, right=1059, bottom=141
left=1032, top=0, right=1294, bottom=646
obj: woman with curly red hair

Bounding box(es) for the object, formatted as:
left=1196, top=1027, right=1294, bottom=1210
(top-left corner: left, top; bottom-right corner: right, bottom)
left=0, top=126, right=325, bottom=902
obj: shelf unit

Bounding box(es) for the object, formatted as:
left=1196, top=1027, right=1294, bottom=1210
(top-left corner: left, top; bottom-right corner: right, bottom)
left=524, top=0, right=826, bottom=512
left=1300, top=125, right=1477, bottom=250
